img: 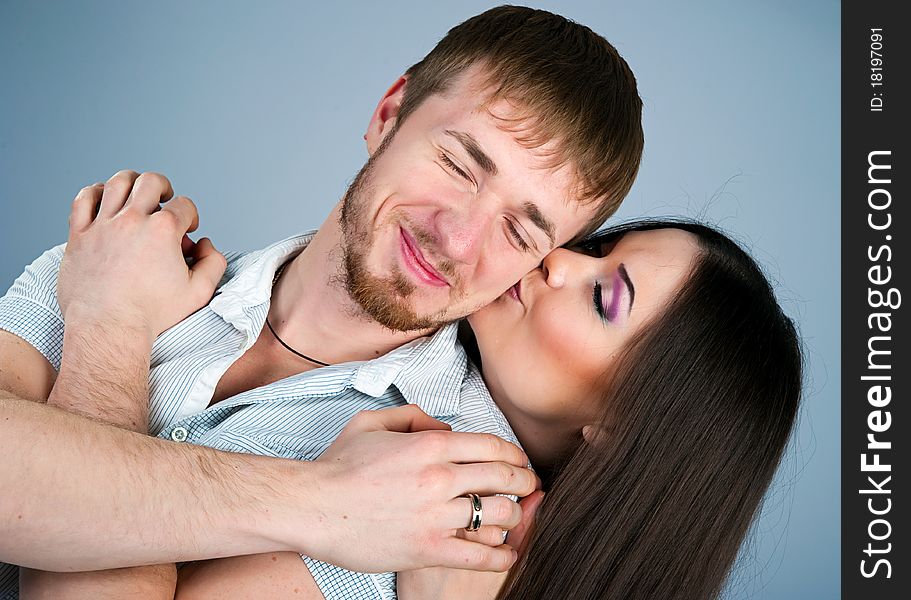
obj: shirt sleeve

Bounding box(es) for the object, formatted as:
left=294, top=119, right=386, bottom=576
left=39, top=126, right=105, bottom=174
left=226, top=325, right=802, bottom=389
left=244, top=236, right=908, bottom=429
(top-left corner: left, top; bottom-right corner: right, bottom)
left=0, top=243, right=67, bottom=370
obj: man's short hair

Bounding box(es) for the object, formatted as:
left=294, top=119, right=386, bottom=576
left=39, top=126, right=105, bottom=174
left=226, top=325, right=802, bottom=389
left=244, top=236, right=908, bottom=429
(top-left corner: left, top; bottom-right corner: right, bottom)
left=398, top=5, right=644, bottom=240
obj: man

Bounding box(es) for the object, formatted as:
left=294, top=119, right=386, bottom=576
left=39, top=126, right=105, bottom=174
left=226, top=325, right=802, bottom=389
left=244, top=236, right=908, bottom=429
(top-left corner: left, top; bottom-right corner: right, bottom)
left=0, top=6, right=642, bottom=598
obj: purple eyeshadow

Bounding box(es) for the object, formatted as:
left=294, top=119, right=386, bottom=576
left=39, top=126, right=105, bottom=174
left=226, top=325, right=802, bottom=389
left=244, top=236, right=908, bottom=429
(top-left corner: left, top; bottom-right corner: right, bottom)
left=606, top=271, right=624, bottom=321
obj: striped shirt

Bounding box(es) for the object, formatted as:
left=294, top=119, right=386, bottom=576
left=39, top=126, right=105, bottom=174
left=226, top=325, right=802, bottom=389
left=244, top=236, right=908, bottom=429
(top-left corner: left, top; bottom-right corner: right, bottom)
left=0, top=232, right=520, bottom=600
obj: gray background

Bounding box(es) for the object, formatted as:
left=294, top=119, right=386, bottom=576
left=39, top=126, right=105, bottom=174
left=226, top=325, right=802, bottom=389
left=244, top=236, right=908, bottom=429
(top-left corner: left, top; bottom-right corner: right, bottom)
left=0, top=1, right=839, bottom=598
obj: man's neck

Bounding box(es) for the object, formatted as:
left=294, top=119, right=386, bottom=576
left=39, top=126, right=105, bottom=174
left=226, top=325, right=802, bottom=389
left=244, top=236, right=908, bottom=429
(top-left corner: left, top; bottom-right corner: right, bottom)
left=267, top=206, right=437, bottom=365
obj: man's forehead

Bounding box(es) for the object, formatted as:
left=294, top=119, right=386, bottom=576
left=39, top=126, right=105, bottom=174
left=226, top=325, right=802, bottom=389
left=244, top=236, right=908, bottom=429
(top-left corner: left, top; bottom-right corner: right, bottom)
left=434, top=106, right=578, bottom=185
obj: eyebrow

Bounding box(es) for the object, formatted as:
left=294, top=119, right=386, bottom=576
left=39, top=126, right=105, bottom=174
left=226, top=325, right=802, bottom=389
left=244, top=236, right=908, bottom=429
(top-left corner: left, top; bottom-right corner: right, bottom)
left=444, top=130, right=498, bottom=176
left=521, top=202, right=556, bottom=247
left=618, top=263, right=635, bottom=314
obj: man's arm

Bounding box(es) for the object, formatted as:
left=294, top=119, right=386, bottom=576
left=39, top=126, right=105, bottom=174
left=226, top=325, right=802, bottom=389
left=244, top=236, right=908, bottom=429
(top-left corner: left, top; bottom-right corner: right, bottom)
left=0, top=324, right=182, bottom=598
left=0, top=392, right=324, bottom=570
left=15, top=305, right=180, bottom=598
left=1, top=396, right=533, bottom=573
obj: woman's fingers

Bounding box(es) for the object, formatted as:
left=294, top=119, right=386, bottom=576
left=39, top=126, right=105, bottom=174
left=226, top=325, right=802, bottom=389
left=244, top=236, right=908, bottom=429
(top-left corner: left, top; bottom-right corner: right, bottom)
left=450, top=461, right=538, bottom=498
left=446, top=495, right=521, bottom=531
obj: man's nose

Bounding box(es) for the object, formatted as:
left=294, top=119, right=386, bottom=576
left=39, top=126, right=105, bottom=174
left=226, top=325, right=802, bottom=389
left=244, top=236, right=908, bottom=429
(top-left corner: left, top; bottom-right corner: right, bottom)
left=433, top=202, right=495, bottom=266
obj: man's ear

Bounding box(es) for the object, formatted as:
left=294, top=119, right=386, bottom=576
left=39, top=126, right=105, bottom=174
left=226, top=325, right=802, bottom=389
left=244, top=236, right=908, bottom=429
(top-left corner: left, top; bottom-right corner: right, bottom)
left=365, top=75, right=408, bottom=155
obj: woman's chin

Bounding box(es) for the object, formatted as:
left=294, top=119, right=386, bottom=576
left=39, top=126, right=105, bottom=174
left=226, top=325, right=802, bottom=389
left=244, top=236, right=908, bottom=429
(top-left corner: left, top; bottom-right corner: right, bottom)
left=468, top=289, right=514, bottom=327
left=465, top=302, right=493, bottom=329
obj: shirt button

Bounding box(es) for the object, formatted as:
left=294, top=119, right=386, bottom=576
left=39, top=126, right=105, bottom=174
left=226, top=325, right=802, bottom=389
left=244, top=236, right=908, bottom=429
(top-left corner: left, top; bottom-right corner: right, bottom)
left=170, top=427, right=189, bottom=442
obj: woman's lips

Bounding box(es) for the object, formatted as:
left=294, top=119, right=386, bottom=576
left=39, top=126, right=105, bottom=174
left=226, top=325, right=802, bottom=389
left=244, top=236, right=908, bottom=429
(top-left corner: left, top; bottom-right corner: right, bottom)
left=507, top=280, right=522, bottom=304
left=399, top=227, right=449, bottom=287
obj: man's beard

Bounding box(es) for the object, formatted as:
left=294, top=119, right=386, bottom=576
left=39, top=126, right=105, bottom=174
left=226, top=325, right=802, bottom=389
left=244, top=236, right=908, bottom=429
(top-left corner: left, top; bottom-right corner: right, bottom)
left=338, top=135, right=456, bottom=332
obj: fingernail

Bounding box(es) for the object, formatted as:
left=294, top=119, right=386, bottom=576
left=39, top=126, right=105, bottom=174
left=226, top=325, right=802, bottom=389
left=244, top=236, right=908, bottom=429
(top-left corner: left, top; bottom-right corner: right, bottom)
left=511, top=549, right=518, bottom=562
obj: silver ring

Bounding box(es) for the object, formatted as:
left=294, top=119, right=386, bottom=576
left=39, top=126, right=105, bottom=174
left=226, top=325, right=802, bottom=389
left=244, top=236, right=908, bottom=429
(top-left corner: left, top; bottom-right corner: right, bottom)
left=465, top=493, right=483, bottom=531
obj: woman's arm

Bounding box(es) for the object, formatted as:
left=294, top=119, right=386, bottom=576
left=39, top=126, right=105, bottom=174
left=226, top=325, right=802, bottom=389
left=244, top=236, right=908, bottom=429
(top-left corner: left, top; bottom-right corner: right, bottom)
left=398, top=567, right=509, bottom=600
left=175, top=553, right=324, bottom=600
left=172, top=551, right=508, bottom=600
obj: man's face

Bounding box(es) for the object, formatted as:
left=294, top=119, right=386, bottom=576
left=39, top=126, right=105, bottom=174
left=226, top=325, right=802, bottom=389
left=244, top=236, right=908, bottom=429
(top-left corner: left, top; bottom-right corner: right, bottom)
left=340, top=65, right=596, bottom=332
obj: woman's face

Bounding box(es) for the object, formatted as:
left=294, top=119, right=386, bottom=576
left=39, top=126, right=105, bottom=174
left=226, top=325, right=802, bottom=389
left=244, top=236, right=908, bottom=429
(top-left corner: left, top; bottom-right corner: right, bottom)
left=467, top=228, right=701, bottom=429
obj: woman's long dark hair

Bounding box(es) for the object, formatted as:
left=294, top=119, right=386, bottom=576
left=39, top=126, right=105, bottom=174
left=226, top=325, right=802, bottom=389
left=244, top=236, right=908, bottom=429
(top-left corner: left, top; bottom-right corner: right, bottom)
left=496, top=219, right=803, bottom=600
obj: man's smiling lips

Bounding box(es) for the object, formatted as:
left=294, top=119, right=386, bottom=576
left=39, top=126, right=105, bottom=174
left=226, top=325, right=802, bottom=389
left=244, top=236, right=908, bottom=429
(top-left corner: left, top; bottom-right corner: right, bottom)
left=399, top=227, right=449, bottom=287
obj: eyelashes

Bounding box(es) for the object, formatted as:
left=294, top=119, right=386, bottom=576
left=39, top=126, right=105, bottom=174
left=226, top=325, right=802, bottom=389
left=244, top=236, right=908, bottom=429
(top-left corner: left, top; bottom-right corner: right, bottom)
left=439, top=152, right=472, bottom=184
left=506, top=220, right=531, bottom=251
left=593, top=282, right=606, bottom=320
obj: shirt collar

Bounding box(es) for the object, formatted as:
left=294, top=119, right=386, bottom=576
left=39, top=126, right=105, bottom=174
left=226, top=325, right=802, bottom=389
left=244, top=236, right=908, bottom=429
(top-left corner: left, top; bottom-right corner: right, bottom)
left=351, top=322, right=466, bottom=418
left=215, top=231, right=315, bottom=304
left=208, top=231, right=315, bottom=331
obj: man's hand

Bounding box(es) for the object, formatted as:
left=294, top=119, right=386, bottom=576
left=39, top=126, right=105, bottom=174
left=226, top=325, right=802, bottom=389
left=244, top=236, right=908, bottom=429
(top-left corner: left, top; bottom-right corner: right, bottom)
left=306, top=405, right=537, bottom=574
left=58, top=169, right=226, bottom=343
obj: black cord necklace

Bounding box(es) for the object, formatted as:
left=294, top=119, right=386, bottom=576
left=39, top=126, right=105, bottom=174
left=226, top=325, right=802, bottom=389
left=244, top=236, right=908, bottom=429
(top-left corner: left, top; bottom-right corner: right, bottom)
left=266, top=262, right=330, bottom=367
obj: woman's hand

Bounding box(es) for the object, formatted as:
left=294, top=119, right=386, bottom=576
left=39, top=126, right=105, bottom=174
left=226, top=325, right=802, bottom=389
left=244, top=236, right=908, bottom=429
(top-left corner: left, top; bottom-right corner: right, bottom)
left=397, top=491, right=544, bottom=600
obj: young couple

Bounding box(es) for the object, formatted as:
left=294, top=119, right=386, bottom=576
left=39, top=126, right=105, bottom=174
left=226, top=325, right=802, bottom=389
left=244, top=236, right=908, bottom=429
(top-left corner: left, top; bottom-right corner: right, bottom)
left=0, top=6, right=800, bottom=600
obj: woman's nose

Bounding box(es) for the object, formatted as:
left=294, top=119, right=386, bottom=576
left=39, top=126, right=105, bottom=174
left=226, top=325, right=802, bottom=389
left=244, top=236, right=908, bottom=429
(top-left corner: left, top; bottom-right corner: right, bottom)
left=542, top=247, right=601, bottom=289
left=541, top=248, right=577, bottom=289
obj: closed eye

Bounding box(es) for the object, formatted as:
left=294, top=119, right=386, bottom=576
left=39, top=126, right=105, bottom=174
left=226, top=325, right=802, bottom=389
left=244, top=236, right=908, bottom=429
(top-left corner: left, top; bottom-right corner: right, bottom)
left=439, top=152, right=474, bottom=185
left=506, top=219, right=531, bottom=252
left=593, top=281, right=606, bottom=319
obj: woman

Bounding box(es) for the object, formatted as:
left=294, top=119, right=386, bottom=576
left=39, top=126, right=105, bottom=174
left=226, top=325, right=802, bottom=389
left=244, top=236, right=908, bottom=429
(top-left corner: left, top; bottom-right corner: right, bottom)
left=177, top=219, right=802, bottom=600
left=490, top=219, right=802, bottom=599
